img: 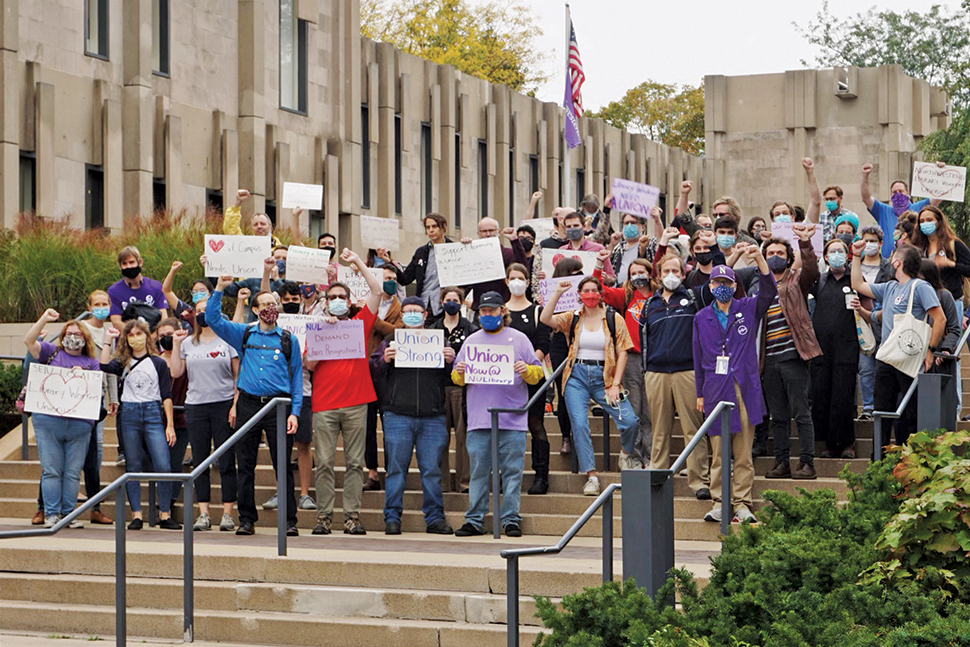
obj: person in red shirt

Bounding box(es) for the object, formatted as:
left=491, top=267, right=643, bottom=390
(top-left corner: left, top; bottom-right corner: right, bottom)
left=305, top=248, right=383, bottom=536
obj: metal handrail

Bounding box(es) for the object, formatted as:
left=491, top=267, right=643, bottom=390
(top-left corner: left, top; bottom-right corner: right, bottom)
left=500, top=483, right=619, bottom=647
left=0, top=396, right=292, bottom=646
left=872, top=373, right=920, bottom=462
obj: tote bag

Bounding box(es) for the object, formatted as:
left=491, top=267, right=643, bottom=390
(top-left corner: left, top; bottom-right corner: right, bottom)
left=875, top=281, right=931, bottom=378
left=854, top=310, right=876, bottom=356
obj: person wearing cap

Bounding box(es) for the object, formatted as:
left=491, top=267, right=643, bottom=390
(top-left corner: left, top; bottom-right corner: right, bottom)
left=451, top=291, right=545, bottom=537
left=693, top=244, right=776, bottom=524
left=371, top=296, right=456, bottom=535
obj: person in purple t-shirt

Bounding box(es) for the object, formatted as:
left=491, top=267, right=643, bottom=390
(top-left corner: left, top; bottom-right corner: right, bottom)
left=451, top=291, right=544, bottom=538
left=106, top=246, right=169, bottom=330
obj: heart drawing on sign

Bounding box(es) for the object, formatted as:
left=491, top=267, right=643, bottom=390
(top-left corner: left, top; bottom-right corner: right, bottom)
left=208, top=239, right=225, bottom=253
left=40, top=373, right=88, bottom=417
left=552, top=254, right=565, bottom=266
left=915, top=165, right=964, bottom=199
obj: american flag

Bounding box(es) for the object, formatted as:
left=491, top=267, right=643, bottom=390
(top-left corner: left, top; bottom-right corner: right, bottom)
left=567, top=23, right=585, bottom=117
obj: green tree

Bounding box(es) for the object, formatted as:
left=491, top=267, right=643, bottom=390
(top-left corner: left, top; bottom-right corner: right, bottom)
left=360, top=0, right=547, bottom=93
left=586, top=80, right=705, bottom=156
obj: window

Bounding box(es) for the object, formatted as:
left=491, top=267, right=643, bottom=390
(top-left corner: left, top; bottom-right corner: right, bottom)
left=152, top=179, right=166, bottom=213
left=528, top=155, right=539, bottom=219
left=361, top=105, right=371, bottom=209
left=264, top=202, right=277, bottom=227
left=279, top=0, right=307, bottom=113
left=454, top=133, right=461, bottom=228
left=420, top=122, right=432, bottom=215
left=309, top=210, right=324, bottom=241
left=394, top=114, right=402, bottom=216
left=575, top=169, right=586, bottom=203
left=85, top=0, right=109, bottom=59
left=19, top=152, right=35, bottom=214
left=205, top=189, right=223, bottom=215
left=478, top=139, right=488, bottom=218
left=152, top=0, right=170, bottom=76
left=85, top=165, right=104, bottom=229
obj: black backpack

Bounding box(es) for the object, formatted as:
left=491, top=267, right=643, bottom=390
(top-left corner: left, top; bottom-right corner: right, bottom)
left=241, top=324, right=293, bottom=363
left=568, top=306, right=619, bottom=347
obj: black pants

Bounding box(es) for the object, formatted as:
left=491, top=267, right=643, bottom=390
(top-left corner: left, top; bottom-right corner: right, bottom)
left=234, top=392, right=296, bottom=526
left=763, top=358, right=815, bottom=466
left=551, top=348, right=571, bottom=441
left=811, top=352, right=858, bottom=453
left=186, top=399, right=237, bottom=504
left=365, top=401, right=380, bottom=472
left=874, top=360, right=916, bottom=446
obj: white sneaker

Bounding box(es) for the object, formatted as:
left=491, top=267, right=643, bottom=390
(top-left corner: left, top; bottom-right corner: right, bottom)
left=617, top=451, right=635, bottom=471
left=262, top=494, right=278, bottom=510
left=43, top=515, right=59, bottom=528
left=67, top=518, right=83, bottom=529
left=703, top=506, right=722, bottom=523
left=219, top=514, right=235, bottom=532
left=583, top=476, right=600, bottom=496
left=732, top=507, right=756, bottom=524
left=298, top=494, right=316, bottom=510
left=193, top=513, right=211, bottom=531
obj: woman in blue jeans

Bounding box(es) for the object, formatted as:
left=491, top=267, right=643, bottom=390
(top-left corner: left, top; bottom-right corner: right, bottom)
left=102, top=321, right=181, bottom=530
left=540, top=276, right=639, bottom=496
left=25, top=308, right=103, bottom=527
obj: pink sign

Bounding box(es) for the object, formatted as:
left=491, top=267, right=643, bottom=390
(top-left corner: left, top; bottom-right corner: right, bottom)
left=305, top=319, right=366, bottom=360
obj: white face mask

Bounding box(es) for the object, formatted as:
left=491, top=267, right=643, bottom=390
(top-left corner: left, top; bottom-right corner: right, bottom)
left=662, top=273, right=682, bottom=291
left=508, top=278, right=528, bottom=297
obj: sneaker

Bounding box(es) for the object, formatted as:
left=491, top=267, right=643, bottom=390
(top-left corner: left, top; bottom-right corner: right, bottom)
left=362, top=477, right=382, bottom=491
left=158, top=517, right=182, bottom=530
left=857, top=411, right=873, bottom=422
left=504, top=523, right=522, bottom=538
left=583, top=476, right=600, bottom=496
left=343, top=514, right=366, bottom=535
left=732, top=507, right=756, bottom=523
left=454, top=522, right=485, bottom=537
left=560, top=438, right=573, bottom=455
left=590, top=405, right=605, bottom=417
left=261, top=494, right=278, bottom=510
left=792, top=462, right=817, bottom=480
left=193, top=513, right=211, bottom=531
left=840, top=446, right=857, bottom=460
left=286, top=525, right=299, bottom=537
left=765, top=461, right=792, bottom=479
left=298, top=494, right=316, bottom=510
left=235, top=521, right=255, bottom=536
left=695, top=487, right=712, bottom=501
left=544, top=402, right=553, bottom=415
left=67, top=518, right=84, bottom=529
left=426, top=520, right=454, bottom=535
left=703, top=507, right=722, bottom=523
left=312, top=513, right=332, bottom=535
left=617, top=451, right=635, bottom=471
left=43, top=515, right=59, bottom=528
left=116, top=452, right=126, bottom=466
left=384, top=521, right=402, bottom=535
left=219, top=514, right=235, bottom=532
left=819, top=449, right=837, bottom=458
left=127, top=518, right=144, bottom=531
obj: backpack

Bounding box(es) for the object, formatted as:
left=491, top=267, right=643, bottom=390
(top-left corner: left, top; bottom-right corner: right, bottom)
left=241, top=323, right=293, bottom=363
left=569, top=306, right=619, bottom=348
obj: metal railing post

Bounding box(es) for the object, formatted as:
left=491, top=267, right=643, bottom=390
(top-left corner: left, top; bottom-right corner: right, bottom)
left=601, top=410, right=610, bottom=472
left=276, top=401, right=288, bottom=556
left=115, top=486, right=127, bottom=647
left=183, top=479, right=195, bottom=642
left=602, top=491, right=613, bottom=583
left=20, top=413, right=28, bottom=460
left=491, top=410, right=501, bottom=539
left=873, top=415, right=882, bottom=462
left=720, top=407, right=731, bottom=537
left=506, top=555, right=519, bottom=647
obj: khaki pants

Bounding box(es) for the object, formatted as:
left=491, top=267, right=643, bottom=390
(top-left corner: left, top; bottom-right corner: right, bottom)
left=645, top=370, right=709, bottom=493
left=441, top=385, right=469, bottom=491
left=312, top=404, right=367, bottom=520
left=708, top=383, right=754, bottom=512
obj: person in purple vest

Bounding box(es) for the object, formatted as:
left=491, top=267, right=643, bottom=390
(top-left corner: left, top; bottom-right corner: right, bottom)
left=692, top=245, right=776, bottom=524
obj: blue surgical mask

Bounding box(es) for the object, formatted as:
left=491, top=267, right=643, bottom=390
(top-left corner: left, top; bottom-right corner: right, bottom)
left=92, top=307, right=110, bottom=321
left=479, top=314, right=502, bottom=331
left=712, top=285, right=734, bottom=304
left=191, top=291, right=209, bottom=304
left=401, top=312, right=424, bottom=328
left=716, top=234, right=736, bottom=249
left=566, top=227, right=584, bottom=241
left=920, top=221, right=937, bottom=236
left=328, top=299, right=349, bottom=317
left=827, top=251, right=847, bottom=269
left=825, top=200, right=839, bottom=214
left=623, top=223, right=639, bottom=240
left=374, top=258, right=385, bottom=267
left=774, top=215, right=792, bottom=223
left=443, top=301, right=462, bottom=316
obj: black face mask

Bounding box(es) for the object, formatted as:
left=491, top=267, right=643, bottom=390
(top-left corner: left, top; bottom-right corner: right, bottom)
left=442, top=301, right=462, bottom=316
left=121, top=266, right=141, bottom=280
left=158, top=335, right=173, bottom=352
left=321, top=246, right=337, bottom=258
left=694, top=251, right=713, bottom=266
left=281, top=302, right=301, bottom=314
left=520, top=239, right=534, bottom=253
left=197, top=312, right=208, bottom=328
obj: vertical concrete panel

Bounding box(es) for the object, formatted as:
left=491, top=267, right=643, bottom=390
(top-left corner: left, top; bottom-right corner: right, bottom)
left=0, top=0, right=19, bottom=52
left=35, top=82, right=54, bottom=219
left=0, top=142, right=17, bottom=227
left=222, top=129, right=239, bottom=204
left=122, top=0, right=152, bottom=87
left=325, top=153, right=339, bottom=234
left=238, top=0, right=265, bottom=118
left=275, top=140, right=290, bottom=223
left=103, top=99, right=123, bottom=230
left=238, top=116, right=265, bottom=214
left=165, top=115, right=182, bottom=211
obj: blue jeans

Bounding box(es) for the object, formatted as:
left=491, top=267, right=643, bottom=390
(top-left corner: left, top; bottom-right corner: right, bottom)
left=382, top=411, right=448, bottom=525
left=119, top=401, right=172, bottom=513
left=858, top=352, right=875, bottom=413
left=563, top=362, right=639, bottom=473
left=465, top=428, right=526, bottom=530
left=33, top=414, right=93, bottom=518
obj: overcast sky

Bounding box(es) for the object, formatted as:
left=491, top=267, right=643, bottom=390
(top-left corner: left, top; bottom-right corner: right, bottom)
left=525, top=0, right=962, bottom=110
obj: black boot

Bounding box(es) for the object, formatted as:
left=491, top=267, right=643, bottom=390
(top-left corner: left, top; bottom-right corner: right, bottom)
left=752, top=419, right=770, bottom=458
left=528, top=439, right=550, bottom=495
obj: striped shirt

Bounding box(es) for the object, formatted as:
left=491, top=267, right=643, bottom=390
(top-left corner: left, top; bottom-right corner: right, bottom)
left=764, top=296, right=798, bottom=364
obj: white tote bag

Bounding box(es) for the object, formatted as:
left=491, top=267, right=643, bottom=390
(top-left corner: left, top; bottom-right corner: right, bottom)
left=875, top=281, right=931, bottom=378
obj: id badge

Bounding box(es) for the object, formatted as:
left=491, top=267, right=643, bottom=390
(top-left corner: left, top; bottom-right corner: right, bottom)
left=716, top=355, right=729, bottom=375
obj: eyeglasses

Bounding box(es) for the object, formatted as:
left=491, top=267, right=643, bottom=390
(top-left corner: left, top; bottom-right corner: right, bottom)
left=327, top=294, right=349, bottom=301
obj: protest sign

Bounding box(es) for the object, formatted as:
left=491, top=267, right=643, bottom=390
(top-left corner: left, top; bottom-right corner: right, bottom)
left=462, top=344, right=515, bottom=385
left=540, top=249, right=599, bottom=277
left=24, top=364, right=103, bottom=420
left=286, top=246, right=332, bottom=283
left=337, top=265, right=384, bottom=301
left=281, top=182, right=324, bottom=210
left=610, top=178, right=661, bottom=219
left=359, top=215, right=401, bottom=252
left=519, top=218, right=557, bottom=239
left=305, top=319, right=366, bottom=360
left=912, top=162, right=966, bottom=203
left=434, top=238, right=506, bottom=286
left=204, top=235, right=271, bottom=278
left=538, top=275, right=585, bottom=312
left=393, top=328, right=445, bottom=368
left=769, top=222, right=824, bottom=257
left=276, top=314, right=325, bottom=352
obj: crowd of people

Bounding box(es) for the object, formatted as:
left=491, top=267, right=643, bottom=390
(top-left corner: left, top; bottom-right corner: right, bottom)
left=24, top=156, right=967, bottom=533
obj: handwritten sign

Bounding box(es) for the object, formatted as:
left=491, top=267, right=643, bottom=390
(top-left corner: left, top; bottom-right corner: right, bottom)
left=463, top=344, right=515, bottom=385
left=393, top=328, right=444, bottom=368
left=337, top=265, right=384, bottom=302
left=360, top=215, right=401, bottom=252
left=286, top=246, right=332, bottom=283
left=540, top=249, right=599, bottom=277
left=912, top=162, right=966, bottom=203
left=610, top=178, right=660, bottom=219
left=281, top=182, right=324, bottom=210
left=434, top=238, right=506, bottom=286
left=276, top=314, right=325, bottom=352
left=519, top=218, right=557, bottom=239
left=539, top=275, right=585, bottom=313
left=24, top=364, right=103, bottom=420
left=204, top=235, right=271, bottom=278
left=769, top=222, right=824, bottom=257
left=305, top=319, right=366, bottom=360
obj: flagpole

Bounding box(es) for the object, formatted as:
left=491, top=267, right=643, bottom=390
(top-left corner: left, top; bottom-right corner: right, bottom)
left=563, top=3, right=572, bottom=210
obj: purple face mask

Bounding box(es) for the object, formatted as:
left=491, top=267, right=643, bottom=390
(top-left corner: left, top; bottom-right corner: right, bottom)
left=891, top=192, right=910, bottom=216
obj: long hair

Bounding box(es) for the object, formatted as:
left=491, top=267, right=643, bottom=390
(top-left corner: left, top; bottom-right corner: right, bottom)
left=919, top=259, right=945, bottom=293
left=623, top=258, right=653, bottom=308
left=112, top=319, right=155, bottom=364
left=911, top=205, right=961, bottom=261
left=56, top=319, right=96, bottom=358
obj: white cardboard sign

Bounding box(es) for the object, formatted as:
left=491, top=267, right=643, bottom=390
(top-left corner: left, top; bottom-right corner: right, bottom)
left=434, top=238, right=506, bottom=286
left=769, top=222, right=824, bottom=257
left=462, top=344, right=515, bottom=385
left=359, top=215, right=401, bottom=252
left=281, top=182, right=324, bottom=210
left=538, top=275, right=585, bottom=313
left=286, top=246, right=332, bottom=283
left=610, top=178, right=660, bottom=218
left=24, top=364, right=103, bottom=420
left=276, top=314, right=325, bottom=352
left=540, top=249, right=599, bottom=277
left=393, top=328, right=445, bottom=368
left=204, top=235, right=271, bottom=278
left=912, top=162, right=966, bottom=203
left=519, top=218, right=557, bottom=239
left=337, top=265, right=384, bottom=302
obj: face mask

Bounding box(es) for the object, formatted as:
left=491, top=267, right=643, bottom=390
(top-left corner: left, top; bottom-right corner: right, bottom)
left=825, top=200, right=839, bottom=213
left=631, top=275, right=651, bottom=290
left=258, top=303, right=279, bottom=324
left=508, top=279, right=527, bottom=297
left=920, top=221, right=937, bottom=236
left=661, top=274, right=682, bottom=291
left=716, top=234, right=736, bottom=249
left=623, top=224, right=639, bottom=240
left=864, top=242, right=880, bottom=257
left=566, top=227, right=584, bottom=241
left=281, top=302, right=301, bottom=314
left=694, top=251, right=713, bottom=266
left=196, top=311, right=208, bottom=328
left=62, top=336, right=85, bottom=352
left=767, top=256, right=789, bottom=274
left=443, top=301, right=462, bottom=316
left=521, top=239, right=534, bottom=253
left=127, top=335, right=147, bottom=353
left=891, top=192, right=910, bottom=216
left=837, top=233, right=854, bottom=248
left=374, top=258, right=385, bottom=268
left=191, top=290, right=208, bottom=304
left=275, top=260, right=286, bottom=276
left=382, top=280, right=398, bottom=296
left=479, top=314, right=502, bottom=331
left=328, top=298, right=349, bottom=317
left=580, top=293, right=601, bottom=308
left=773, top=215, right=792, bottom=223
left=92, top=306, right=110, bottom=321
left=827, top=251, right=847, bottom=270
left=121, top=266, right=141, bottom=280
left=712, top=285, right=734, bottom=304
left=321, top=246, right=337, bottom=259
left=402, top=312, right=424, bottom=328
left=299, top=283, right=316, bottom=299
left=158, top=335, right=174, bottom=352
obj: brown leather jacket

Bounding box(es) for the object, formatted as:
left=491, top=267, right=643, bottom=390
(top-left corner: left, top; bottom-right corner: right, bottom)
left=760, top=238, right=822, bottom=369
